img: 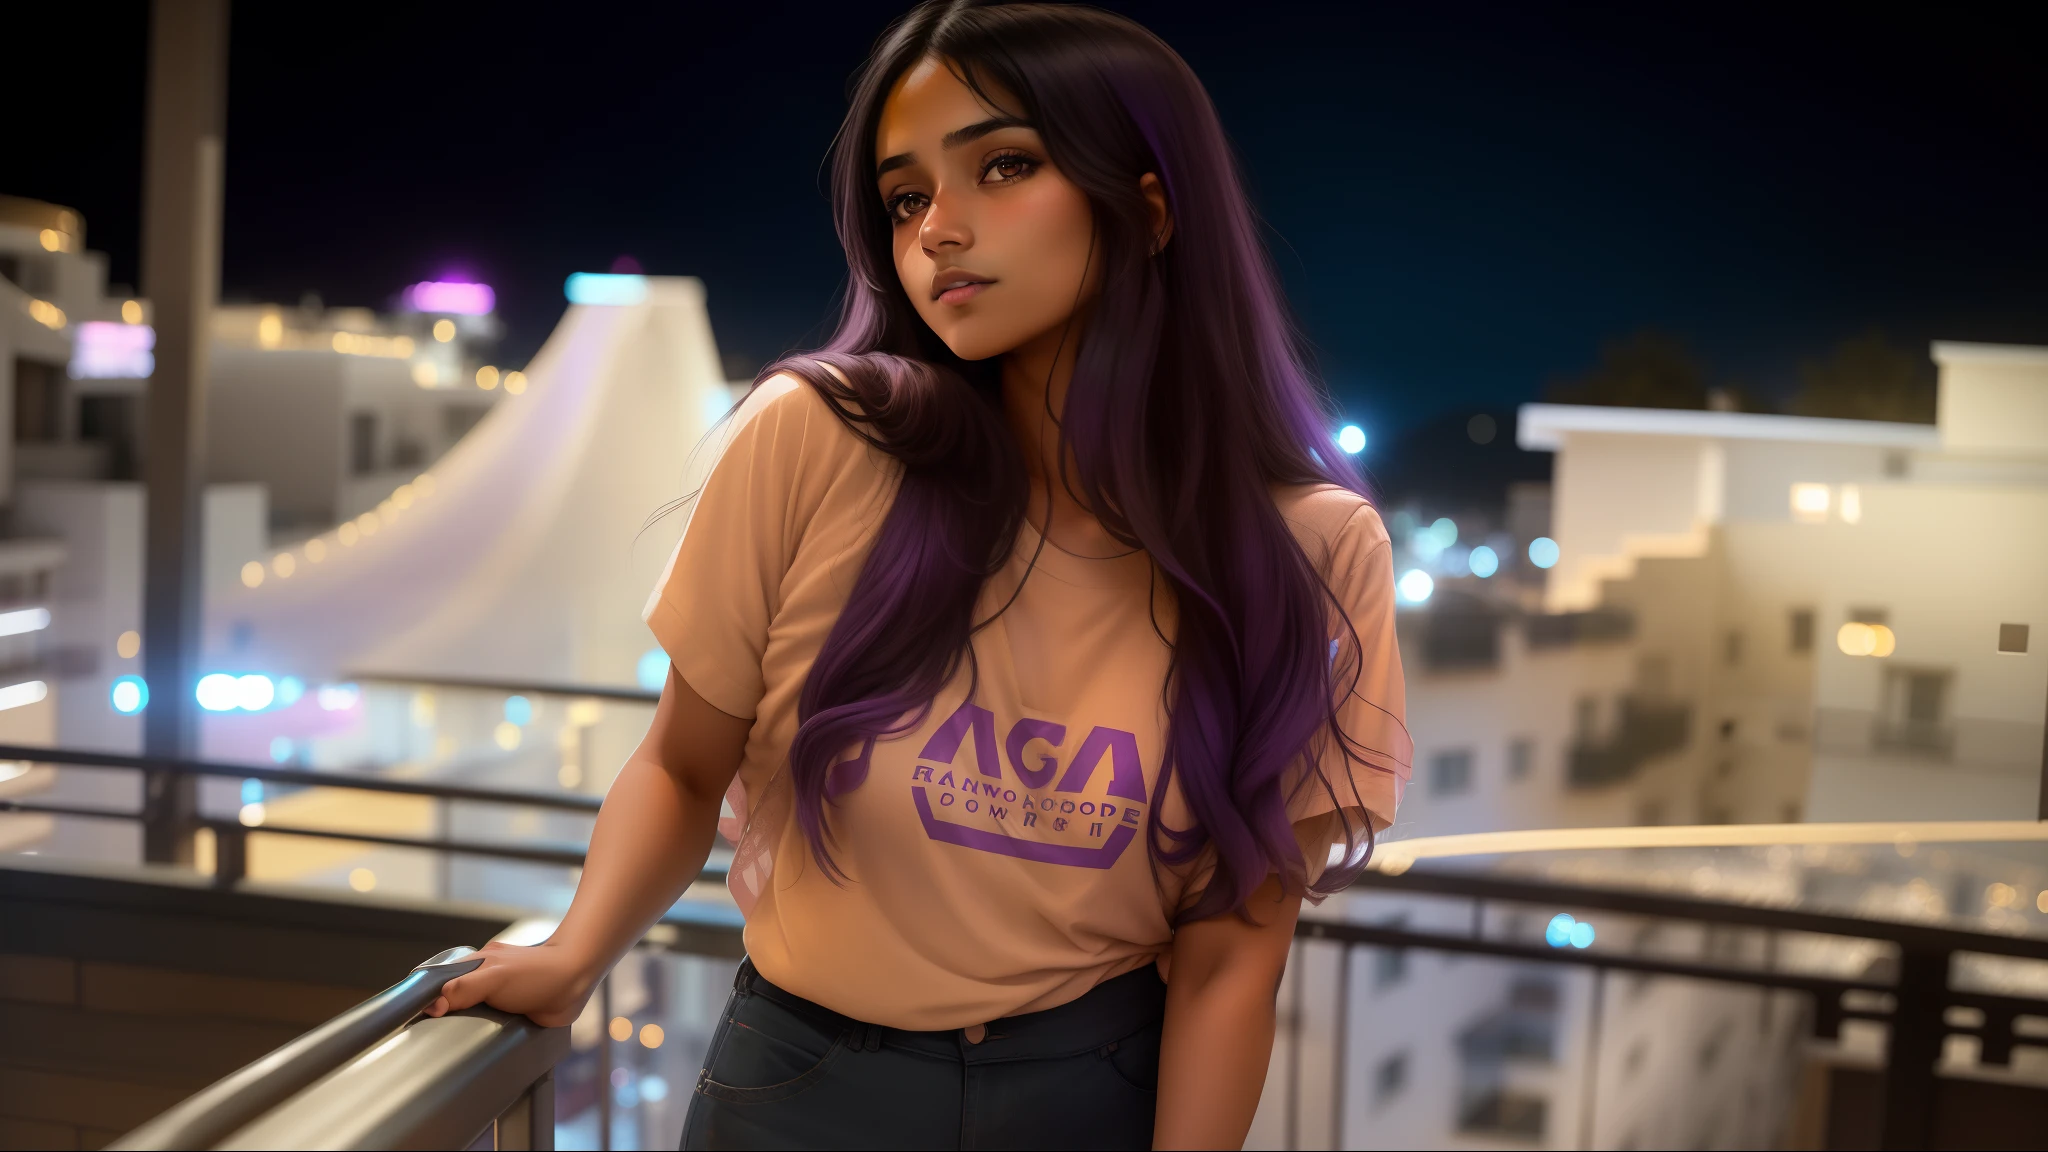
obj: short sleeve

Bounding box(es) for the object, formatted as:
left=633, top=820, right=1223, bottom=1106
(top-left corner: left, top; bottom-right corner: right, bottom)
left=1288, top=499, right=1412, bottom=882
left=641, top=376, right=813, bottom=720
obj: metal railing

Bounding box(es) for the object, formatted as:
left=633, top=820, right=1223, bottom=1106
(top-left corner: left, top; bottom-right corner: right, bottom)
left=14, top=737, right=2048, bottom=1149
left=107, top=947, right=567, bottom=1150
left=2, top=736, right=740, bottom=1150
left=0, top=742, right=646, bottom=886
left=1278, top=864, right=2048, bottom=1151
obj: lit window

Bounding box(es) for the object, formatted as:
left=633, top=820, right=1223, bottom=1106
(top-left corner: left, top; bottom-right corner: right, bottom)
left=1789, top=483, right=1830, bottom=523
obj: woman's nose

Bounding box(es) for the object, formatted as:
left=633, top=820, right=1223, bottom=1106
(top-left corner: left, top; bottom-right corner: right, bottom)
left=919, top=190, right=971, bottom=253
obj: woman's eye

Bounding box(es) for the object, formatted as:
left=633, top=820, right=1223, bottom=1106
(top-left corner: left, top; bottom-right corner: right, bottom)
left=885, top=193, right=929, bottom=223
left=981, top=154, right=1036, bottom=183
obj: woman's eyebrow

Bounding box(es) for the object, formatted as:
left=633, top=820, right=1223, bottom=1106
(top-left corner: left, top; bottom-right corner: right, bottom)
left=874, top=116, right=1035, bottom=180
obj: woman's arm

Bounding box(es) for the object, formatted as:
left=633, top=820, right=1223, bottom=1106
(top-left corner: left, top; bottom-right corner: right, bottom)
left=1152, top=875, right=1303, bottom=1150
left=427, top=664, right=750, bottom=1025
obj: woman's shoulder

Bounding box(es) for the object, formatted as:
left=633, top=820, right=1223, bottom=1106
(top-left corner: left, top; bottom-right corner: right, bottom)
left=1272, top=483, right=1390, bottom=578
left=1274, top=483, right=1389, bottom=552
left=726, top=367, right=873, bottom=461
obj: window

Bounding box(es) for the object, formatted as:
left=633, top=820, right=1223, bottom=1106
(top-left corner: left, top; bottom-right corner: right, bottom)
left=1878, top=667, right=1953, bottom=754
left=1430, top=750, right=1474, bottom=796
left=1374, top=1052, right=1408, bottom=1105
left=1374, top=915, right=1410, bottom=989
left=349, top=412, right=378, bottom=476
left=13, top=357, right=61, bottom=442
left=1999, top=623, right=2031, bottom=655
left=1574, top=696, right=1598, bottom=738
left=1507, top=739, right=1534, bottom=781
left=1723, top=628, right=1744, bottom=667
left=1789, top=608, right=1815, bottom=653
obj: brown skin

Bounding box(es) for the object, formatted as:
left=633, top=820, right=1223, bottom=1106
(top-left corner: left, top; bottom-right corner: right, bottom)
left=433, top=54, right=1297, bottom=1152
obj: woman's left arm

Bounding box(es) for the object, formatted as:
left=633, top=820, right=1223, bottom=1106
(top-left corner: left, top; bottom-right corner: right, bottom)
left=1152, top=874, right=1302, bottom=1149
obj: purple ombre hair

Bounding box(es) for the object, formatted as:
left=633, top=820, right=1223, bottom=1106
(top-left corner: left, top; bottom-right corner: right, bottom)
left=767, top=0, right=1388, bottom=920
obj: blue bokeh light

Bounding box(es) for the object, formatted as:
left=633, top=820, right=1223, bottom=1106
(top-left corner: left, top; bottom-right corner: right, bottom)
left=269, top=736, right=295, bottom=763
left=565, top=273, right=649, bottom=306
left=110, top=675, right=148, bottom=714
left=1468, top=545, right=1499, bottom=578
left=504, top=695, right=534, bottom=726
left=1546, top=912, right=1595, bottom=949
left=1545, top=913, right=1575, bottom=948
left=196, top=673, right=239, bottom=712
left=1396, top=569, right=1435, bottom=605
left=636, top=648, right=670, bottom=692
left=1335, top=424, right=1367, bottom=454
left=1528, top=536, right=1561, bottom=569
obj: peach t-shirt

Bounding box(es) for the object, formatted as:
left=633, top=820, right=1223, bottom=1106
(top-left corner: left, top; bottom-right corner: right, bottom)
left=644, top=374, right=1410, bottom=1030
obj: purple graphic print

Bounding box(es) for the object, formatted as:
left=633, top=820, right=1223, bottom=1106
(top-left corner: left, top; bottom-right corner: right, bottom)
left=905, top=700, right=1151, bottom=869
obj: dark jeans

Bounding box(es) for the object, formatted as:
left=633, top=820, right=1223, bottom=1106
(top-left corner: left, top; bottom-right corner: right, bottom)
left=681, top=957, right=1165, bottom=1150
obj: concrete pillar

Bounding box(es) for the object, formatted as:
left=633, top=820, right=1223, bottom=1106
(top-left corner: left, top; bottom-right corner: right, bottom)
left=140, top=0, right=230, bottom=863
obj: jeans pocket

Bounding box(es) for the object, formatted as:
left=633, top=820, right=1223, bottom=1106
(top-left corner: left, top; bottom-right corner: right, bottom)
left=696, top=992, right=847, bottom=1104
left=1101, top=1021, right=1162, bottom=1093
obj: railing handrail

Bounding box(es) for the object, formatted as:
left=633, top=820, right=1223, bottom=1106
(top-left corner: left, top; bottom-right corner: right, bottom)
left=106, top=948, right=488, bottom=1150
left=1350, top=863, right=2048, bottom=961
left=13, top=741, right=2048, bottom=962
left=0, top=743, right=604, bottom=813
left=349, top=670, right=660, bottom=703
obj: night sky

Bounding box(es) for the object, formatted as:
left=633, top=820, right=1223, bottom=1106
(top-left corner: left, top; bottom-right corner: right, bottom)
left=6, top=2, right=2045, bottom=441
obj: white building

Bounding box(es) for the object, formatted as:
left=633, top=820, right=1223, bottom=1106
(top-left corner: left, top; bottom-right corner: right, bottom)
left=1267, top=342, right=2048, bottom=1150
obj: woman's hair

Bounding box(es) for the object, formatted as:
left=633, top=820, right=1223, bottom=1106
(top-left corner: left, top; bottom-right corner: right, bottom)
left=768, top=0, right=1387, bottom=920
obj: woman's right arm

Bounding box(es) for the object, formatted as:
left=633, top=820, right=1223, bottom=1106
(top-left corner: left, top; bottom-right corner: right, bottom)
left=426, top=663, right=751, bottom=1025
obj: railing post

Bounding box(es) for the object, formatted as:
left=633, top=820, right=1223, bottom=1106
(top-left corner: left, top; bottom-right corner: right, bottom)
left=1284, top=939, right=1304, bottom=1151
left=1577, top=968, right=1606, bottom=1150
left=1330, top=943, right=1351, bottom=1151
left=598, top=974, right=613, bottom=1152
left=139, top=0, right=229, bottom=864
left=213, top=823, right=246, bottom=887
left=531, top=1068, right=556, bottom=1151
left=1878, top=947, right=1949, bottom=1150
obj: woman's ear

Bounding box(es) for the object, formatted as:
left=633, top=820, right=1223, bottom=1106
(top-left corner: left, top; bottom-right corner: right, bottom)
left=1139, top=173, right=1173, bottom=255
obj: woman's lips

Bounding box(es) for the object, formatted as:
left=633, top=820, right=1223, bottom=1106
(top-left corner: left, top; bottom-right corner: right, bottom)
left=932, top=273, right=994, bottom=304
left=937, top=281, right=990, bottom=304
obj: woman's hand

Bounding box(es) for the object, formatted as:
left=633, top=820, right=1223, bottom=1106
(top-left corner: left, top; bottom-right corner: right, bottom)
left=422, top=666, right=750, bottom=1030
left=425, top=939, right=600, bottom=1028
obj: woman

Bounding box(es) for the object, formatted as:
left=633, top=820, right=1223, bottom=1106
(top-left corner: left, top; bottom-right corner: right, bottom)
left=430, top=2, right=1410, bottom=1147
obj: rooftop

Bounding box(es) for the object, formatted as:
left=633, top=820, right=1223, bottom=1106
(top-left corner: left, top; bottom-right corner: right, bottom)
left=1516, top=403, right=1942, bottom=452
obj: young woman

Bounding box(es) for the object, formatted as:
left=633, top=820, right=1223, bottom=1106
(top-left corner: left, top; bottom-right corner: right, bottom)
left=430, top=2, right=1410, bottom=1147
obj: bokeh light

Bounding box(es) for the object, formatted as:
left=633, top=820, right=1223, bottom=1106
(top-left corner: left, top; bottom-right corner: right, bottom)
left=1396, top=569, right=1435, bottom=605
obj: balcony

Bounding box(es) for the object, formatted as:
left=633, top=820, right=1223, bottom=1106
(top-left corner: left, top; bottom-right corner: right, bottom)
left=1567, top=697, right=1692, bottom=788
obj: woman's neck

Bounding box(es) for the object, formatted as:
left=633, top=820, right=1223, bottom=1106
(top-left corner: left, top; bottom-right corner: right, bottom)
left=1000, top=322, right=1125, bottom=558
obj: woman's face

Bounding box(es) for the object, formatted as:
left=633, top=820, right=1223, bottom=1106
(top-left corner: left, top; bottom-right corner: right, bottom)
left=874, top=57, right=1098, bottom=363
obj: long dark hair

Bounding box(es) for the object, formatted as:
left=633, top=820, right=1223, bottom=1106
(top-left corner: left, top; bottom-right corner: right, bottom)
left=768, top=0, right=1385, bottom=920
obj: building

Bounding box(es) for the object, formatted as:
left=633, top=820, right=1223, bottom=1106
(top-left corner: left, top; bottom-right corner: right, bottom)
left=1271, top=341, right=2048, bottom=1149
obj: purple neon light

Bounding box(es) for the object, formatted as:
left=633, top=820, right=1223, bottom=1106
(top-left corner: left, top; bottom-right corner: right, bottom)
left=70, top=321, right=156, bottom=379
left=403, top=281, right=495, bottom=315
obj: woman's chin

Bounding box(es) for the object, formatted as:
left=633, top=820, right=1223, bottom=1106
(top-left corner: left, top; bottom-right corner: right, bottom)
left=932, top=328, right=1021, bottom=364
